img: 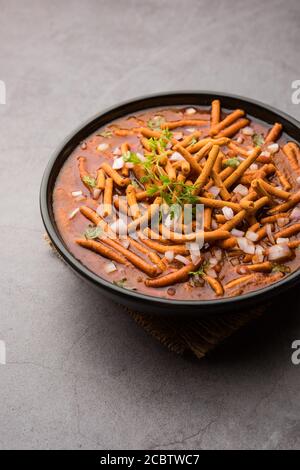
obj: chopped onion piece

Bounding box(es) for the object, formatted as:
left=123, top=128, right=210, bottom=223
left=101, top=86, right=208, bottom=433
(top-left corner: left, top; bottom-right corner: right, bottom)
left=121, top=239, right=130, bottom=249
left=113, top=147, right=121, bottom=156
left=97, top=143, right=109, bottom=152
left=71, top=190, right=83, bottom=197
left=165, top=250, right=175, bottom=262
left=93, top=188, right=101, bottom=199
left=233, top=184, right=248, bottom=196
left=209, top=257, right=218, bottom=267
left=236, top=136, right=244, bottom=144
left=242, top=126, right=255, bottom=136
left=291, top=207, right=300, bottom=220
left=276, top=237, right=289, bottom=245
left=104, top=261, right=117, bottom=273
left=125, top=162, right=134, bottom=169
left=185, top=107, right=196, bottom=115
left=112, top=156, right=124, bottom=170
left=277, top=217, right=289, bottom=227
left=266, top=224, right=275, bottom=244
left=68, top=208, right=79, bottom=220
left=249, top=163, right=258, bottom=171
left=187, top=242, right=201, bottom=264
left=206, top=268, right=217, bottom=278
left=268, top=244, right=292, bottom=261
left=175, top=254, right=190, bottom=265
left=260, top=150, right=271, bottom=157
left=173, top=132, right=183, bottom=140
left=211, top=220, right=218, bottom=230
left=246, top=231, right=259, bottom=242
left=170, top=151, right=184, bottom=162
left=231, top=228, right=245, bottom=238
left=186, top=127, right=196, bottom=133
left=222, top=207, right=234, bottom=220
left=267, top=143, right=279, bottom=154
left=209, top=186, right=221, bottom=197
left=237, top=237, right=255, bottom=254
left=214, top=248, right=222, bottom=261
left=110, top=219, right=128, bottom=235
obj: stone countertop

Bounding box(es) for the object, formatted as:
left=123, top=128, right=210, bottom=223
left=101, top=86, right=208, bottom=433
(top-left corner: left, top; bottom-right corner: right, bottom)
left=0, top=0, right=300, bottom=450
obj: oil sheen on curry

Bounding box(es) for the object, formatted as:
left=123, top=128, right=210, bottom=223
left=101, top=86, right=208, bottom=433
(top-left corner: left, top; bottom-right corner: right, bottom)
left=53, top=100, right=300, bottom=300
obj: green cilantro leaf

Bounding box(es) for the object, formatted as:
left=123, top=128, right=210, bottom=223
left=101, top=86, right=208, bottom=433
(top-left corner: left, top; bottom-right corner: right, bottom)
left=82, top=175, right=97, bottom=188
left=252, top=133, right=265, bottom=147
left=84, top=226, right=102, bottom=240
left=223, top=158, right=240, bottom=169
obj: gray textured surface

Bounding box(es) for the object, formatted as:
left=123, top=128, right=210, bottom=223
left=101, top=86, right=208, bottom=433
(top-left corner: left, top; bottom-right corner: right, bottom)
left=1, top=0, right=300, bottom=450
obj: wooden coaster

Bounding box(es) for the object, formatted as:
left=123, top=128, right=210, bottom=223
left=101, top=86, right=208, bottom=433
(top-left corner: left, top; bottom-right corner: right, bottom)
left=44, top=235, right=265, bottom=359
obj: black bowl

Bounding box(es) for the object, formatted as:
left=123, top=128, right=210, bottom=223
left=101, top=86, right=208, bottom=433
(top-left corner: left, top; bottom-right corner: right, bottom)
left=40, top=91, right=300, bottom=316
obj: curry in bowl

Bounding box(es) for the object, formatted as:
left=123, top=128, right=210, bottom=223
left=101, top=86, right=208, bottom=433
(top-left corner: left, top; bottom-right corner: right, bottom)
left=53, top=100, right=300, bottom=300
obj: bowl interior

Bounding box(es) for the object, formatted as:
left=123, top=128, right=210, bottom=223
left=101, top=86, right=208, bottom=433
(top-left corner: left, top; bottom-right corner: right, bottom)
left=40, top=91, right=300, bottom=313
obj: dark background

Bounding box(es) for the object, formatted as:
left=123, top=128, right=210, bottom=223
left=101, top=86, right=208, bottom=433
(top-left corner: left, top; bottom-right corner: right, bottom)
left=0, top=0, right=299, bottom=449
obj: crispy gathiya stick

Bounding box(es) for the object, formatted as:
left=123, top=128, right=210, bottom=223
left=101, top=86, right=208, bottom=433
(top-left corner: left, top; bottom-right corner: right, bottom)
left=213, top=150, right=225, bottom=173
left=265, top=123, right=282, bottom=143
left=140, top=237, right=189, bottom=255
left=176, top=145, right=203, bottom=175
left=75, top=239, right=128, bottom=265
left=257, top=178, right=290, bottom=200
left=251, top=179, right=272, bottom=201
left=274, top=224, right=300, bottom=239
left=217, top=118, right=250, bottom=138
left=193, top=145, right=219, bottom=194
left=139, top=127, right=161, bottom=139
left=101, top=162, right=130, bottom=187
left=203, top=274, right=224, bottom=296
left=165, top=160, right=177, bottom=181
left=114, top=129, right=136, bottom=136
left=159, top=225, right=231, bottom=243
left=173, top=131, right=202, bottom=149
left=289, top=142, right=300, bottom=163
left=276, top=169, right=292, bottom=191
left=211, top=169, right=231, bottom=201
left=218, top=237, right=237, bottom=249
left=228, top=141, right=249, bottom=157
left=261, top=213, right=289, bottom=224
left=204, top=207, right=212, bottom=230
left=161, top=119, right=208, bottom=130
left=220, top=209, right=247, bottom=232
left=172, top=160, right=190, bottom=176
left=78, top=157, right=91, bottom=189
left=211, top=99, right=221, bottom=127
left=197, top=197, right=241, bottom=212
left=288, top=240, right=300, bottom=249
left=145, top=259, right=203, bottom=288
left=96, top=168, right=106, bottom=190
left=268, top=191, right=300, bottom=214
left=237, top=262, right=272, bottom=274
left=219, top=166, right=234, bottom=181
left=194, top=141, right=213, bottom=162
left=127, top=197, right=162, bottom=232
left=224, top=274, right=255, bottom=290
left=210, top=109, right=245, bottom=136
left=126, top=184, right=141, bottom=219
left=103, top=177, right=113, bottom=217
left=135, top=190, right=155, bottom=201
left=223, top=147, right=261, bottom=188
left=255, top=225, right=269, bottom=242
left=128, top=237, right=165, bottom=270
left=100, top=237, right=158, bottom=277
left=283, top=143, right=300, bottom=172
left=186, top=137, right=230, bottom=154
